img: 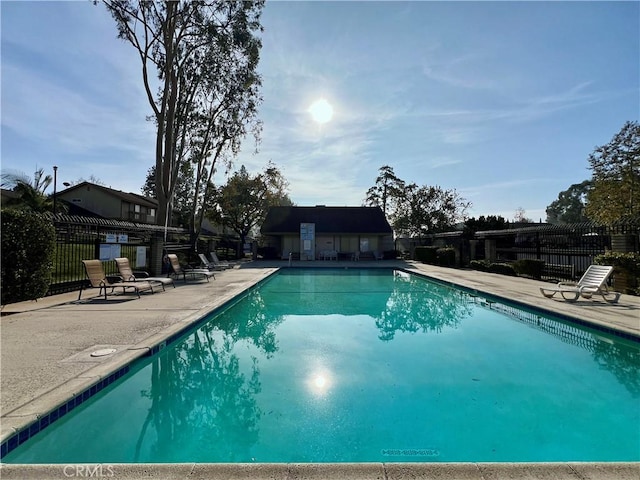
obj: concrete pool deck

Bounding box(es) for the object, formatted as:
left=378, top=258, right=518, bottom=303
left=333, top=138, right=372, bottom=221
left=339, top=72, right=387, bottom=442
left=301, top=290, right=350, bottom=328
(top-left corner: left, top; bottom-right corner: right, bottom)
left=1, top=260, right=638, bottom=479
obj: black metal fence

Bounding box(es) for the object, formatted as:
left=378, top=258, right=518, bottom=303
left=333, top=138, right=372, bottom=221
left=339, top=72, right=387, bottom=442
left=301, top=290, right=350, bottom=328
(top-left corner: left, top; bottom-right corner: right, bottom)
left=15, top=212, right=640, bottom=297
left=473, top=220, right=639, bottom=280
left=425, top=219, right=640, bottom=282
left=45, top=214, right=243, bottom=296
left=48, top=214, right=189, bottom=296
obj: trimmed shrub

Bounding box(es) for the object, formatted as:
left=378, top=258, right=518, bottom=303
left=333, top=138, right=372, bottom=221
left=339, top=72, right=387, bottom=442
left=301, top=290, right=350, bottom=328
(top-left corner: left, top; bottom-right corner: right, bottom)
left=436, top=247, right=456, bottom=267
left=383, top=249, right=400, bottom=260
left=1, top=210, right=56, bottom=304
left=513, top=259, right=545, bottom=279
left=487, top=262, right=517, bottom=276
left=594, top=251, right=640, bottom=275
left=257, top=246, right=279, bottom=260
left=595, top=251, right=640, bottom=295
left=415, top=246, right=439, bottom=264
left=470, top=260, right=490, bottom=271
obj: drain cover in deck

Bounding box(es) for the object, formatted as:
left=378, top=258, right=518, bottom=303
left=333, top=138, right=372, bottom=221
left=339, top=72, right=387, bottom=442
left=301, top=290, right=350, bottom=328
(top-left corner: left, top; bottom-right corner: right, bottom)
left=90, top=348, right=117, bottom=357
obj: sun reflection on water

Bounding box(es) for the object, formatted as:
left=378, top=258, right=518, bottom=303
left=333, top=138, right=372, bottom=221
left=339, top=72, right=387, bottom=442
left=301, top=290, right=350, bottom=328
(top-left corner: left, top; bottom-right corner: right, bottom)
left=307, top=369, right=333, bottom=397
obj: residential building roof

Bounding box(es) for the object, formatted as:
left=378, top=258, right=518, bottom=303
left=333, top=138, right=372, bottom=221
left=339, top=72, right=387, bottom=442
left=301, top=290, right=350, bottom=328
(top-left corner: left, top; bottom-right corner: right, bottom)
left=261, top=206, right=393, bottom=235
left=58, top=182, right=158, bottom=208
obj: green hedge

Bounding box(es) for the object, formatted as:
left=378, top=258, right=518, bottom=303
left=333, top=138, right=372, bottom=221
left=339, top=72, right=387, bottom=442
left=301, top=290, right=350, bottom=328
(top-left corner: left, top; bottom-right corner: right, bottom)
left=595, top=251, right=640, bottom=295
left=594, top=252, right=640, bottom=275
left=487, top=263, right=517, bottom=276
left=470, top=260, right=490, bottom=271
left=436, top=247, right=456, bottom=267
left=513, top=259, right=545, bottom=279
left=1, top=210, right=56, bottom=304
left=415, top=246, right=439, bottom=264
left=415, top=246, right=456, bottom=267
left=471, top=260, right=522, bottom=277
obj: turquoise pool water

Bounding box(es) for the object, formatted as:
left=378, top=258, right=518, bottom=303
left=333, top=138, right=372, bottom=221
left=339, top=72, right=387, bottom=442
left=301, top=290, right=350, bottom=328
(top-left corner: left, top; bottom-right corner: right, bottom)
left=4, top=268, right=639, bottom=463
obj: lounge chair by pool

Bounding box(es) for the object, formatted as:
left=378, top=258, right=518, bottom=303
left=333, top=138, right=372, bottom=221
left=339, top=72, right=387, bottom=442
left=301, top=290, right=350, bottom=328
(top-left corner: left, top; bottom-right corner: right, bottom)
left=209, top=251, right=232, bottom=269
left=539, top=265, right=620, bottom=303
left=79, top=259, right=154, bottom=300
left=197, top=253, right=224, bottom=271
left=115, top=257, right=174, bottom=291
left=167, top=254, right=216, bottom=282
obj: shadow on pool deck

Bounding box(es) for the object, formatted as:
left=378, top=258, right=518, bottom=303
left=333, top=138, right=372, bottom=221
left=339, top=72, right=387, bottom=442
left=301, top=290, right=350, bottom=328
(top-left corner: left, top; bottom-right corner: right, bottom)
left=1, top=260, right=638, bottom=479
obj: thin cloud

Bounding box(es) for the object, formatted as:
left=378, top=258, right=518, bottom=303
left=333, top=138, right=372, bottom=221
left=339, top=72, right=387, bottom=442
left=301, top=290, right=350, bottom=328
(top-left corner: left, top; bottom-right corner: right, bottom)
left=2, top=64, right=153, bottom=156
left=462, top=178, right=559, bottom=198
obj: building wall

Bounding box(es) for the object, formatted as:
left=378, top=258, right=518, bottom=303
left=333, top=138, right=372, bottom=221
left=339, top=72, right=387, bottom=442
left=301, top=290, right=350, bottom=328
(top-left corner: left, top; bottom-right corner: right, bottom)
left=59, top=185, right=122, bottom=219
left=264, top=234, right=393, bottom=258
left=316, top=235, right=335, bottom=252
left=281, top=235, right=297, bottom=256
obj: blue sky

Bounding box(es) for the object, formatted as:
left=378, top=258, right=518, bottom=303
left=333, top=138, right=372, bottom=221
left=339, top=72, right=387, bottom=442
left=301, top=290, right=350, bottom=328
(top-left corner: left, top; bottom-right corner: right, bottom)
left=2, top=1, right=638, bottom=221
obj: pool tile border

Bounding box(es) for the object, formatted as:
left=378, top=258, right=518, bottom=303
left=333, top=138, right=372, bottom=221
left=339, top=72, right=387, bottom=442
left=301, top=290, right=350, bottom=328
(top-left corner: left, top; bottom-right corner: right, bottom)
left=1, top=364, right=130, bottom=459
left=405, top=267, right=640, bottom=343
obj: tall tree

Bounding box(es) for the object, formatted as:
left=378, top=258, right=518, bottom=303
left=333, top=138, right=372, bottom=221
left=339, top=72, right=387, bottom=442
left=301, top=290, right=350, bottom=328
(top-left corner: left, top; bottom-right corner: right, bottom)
left=585, top=121, right=640, bottom=224
left=513, top=207, right=533, bottom=223
left=545, top=180, right=591, bottom=224
left=393, top=184, right=471, bottom=239
left=210, top=164, right=291, bottom=255
left=65, top=175, right=106, bottom=187
left=142, top=163, right=196, bottom=228
left=363, top=165, right=406, bottom=217
left=103, top=0, right=264, bottom=235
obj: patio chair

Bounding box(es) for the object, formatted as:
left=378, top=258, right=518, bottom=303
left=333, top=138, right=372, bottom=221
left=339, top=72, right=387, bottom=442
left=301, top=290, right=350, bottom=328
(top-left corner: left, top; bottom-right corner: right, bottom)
left=115, top=257, right=174, bottom=291
left=209, top=251, right=232, bottom=269
left=79, top=259, right=154, bottom=300
left=539, top=265, right=620, bottom=303
left=166, top=254, right=216, bottom=282
left=197, top=253, right=224, bottom=271
left=325, top=250, right=338, bottom=261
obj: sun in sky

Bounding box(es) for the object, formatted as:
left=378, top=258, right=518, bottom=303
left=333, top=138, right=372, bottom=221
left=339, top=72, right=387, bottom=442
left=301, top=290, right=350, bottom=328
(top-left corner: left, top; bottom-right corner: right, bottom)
left=308, top=98, right=334, bottom=124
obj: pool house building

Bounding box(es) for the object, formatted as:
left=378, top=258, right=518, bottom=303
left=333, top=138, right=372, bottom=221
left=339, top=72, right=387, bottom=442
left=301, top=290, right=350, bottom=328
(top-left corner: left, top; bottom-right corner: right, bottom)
left=260, top=205, right=394, bottom=261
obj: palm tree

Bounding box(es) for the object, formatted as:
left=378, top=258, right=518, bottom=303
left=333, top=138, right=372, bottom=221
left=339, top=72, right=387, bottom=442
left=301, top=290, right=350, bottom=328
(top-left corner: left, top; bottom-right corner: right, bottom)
left=1, top=168, right=55, bottom=213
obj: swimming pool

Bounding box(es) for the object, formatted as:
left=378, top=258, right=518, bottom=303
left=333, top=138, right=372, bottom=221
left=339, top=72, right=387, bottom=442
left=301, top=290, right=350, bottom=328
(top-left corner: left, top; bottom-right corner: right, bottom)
left=3, top=268, right=639, bottom=463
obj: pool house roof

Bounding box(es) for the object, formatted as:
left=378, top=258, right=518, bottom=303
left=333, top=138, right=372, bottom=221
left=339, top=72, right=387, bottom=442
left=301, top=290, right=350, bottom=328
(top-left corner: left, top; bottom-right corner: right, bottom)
left=261, top=206, right=393, bottom=235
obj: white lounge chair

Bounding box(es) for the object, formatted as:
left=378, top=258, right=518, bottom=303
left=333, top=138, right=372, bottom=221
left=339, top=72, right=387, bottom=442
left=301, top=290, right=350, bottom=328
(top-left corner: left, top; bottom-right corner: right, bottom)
left=198, top=253, right=224, bottom=271
left=539, top=265, right=620, bottom=303
left=209, top=251, right=232, bottom=269
left=167, top=254, right=216, bottom=282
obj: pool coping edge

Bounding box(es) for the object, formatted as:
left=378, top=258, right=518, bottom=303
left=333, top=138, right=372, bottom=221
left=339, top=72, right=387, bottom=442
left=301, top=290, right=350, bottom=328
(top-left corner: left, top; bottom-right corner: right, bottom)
left=1, top=461, right=639, bottom=480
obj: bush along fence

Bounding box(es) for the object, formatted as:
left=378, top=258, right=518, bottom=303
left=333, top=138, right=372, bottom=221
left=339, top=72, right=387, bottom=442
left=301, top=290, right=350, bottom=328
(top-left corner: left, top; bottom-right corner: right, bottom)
left=1, top=210, right=56, bottom=304
left=416, top=217, right=640, bottom=296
